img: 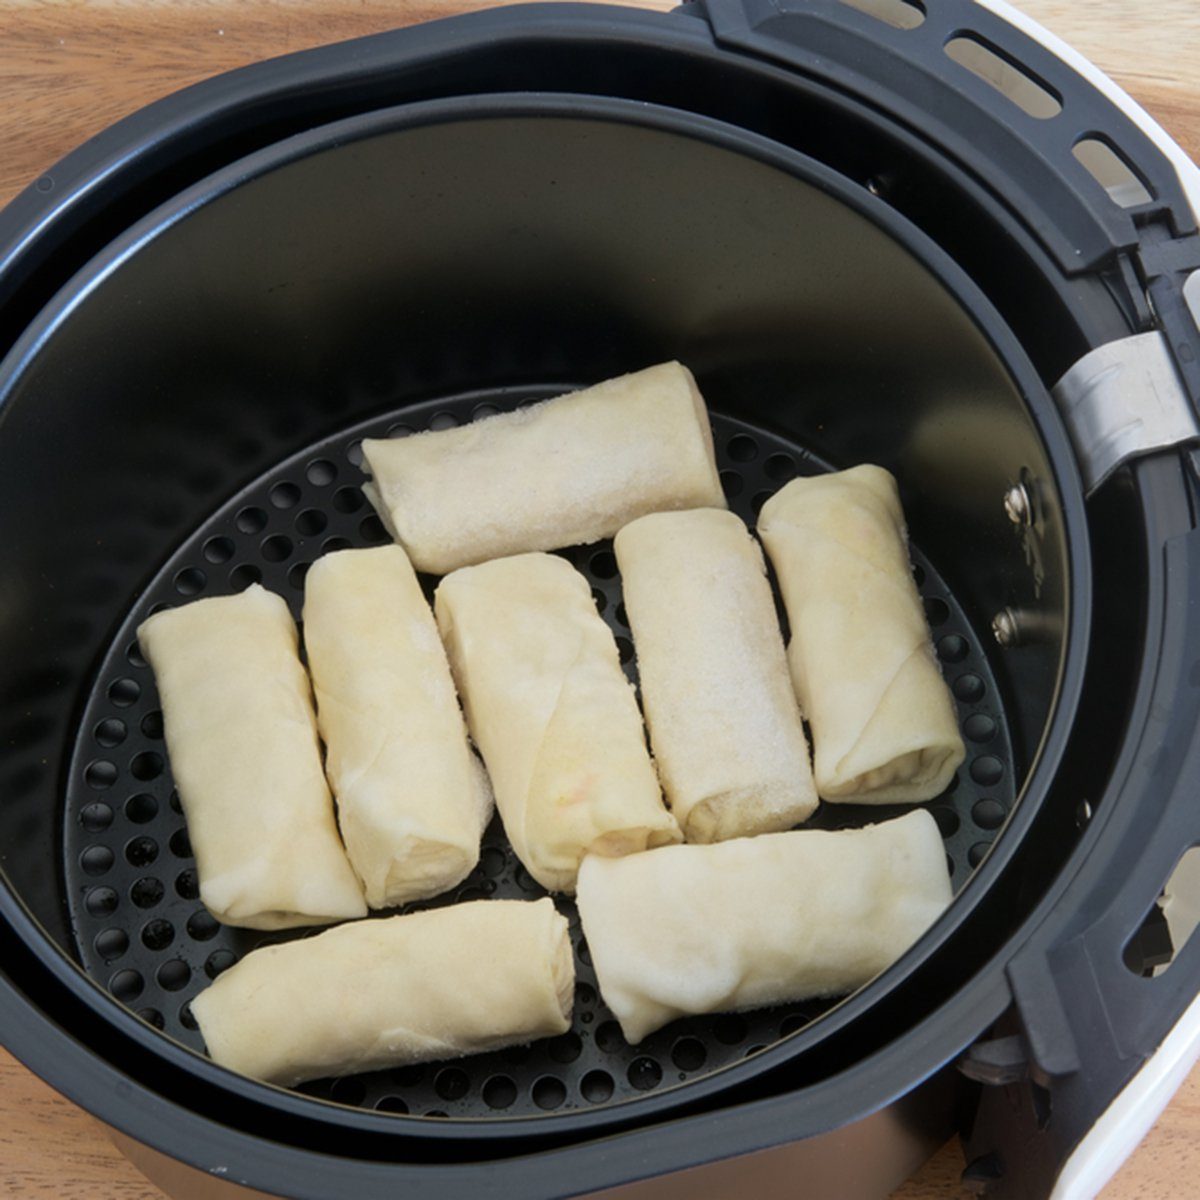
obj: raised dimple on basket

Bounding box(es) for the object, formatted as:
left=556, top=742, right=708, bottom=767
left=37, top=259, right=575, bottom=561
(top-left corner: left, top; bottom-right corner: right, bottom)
left=63, top=388, right=1016, bottom=1120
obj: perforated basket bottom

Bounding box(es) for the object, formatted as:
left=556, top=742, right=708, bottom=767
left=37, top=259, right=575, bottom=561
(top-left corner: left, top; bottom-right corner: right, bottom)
left=64, top=385, right=1015, bottom=1119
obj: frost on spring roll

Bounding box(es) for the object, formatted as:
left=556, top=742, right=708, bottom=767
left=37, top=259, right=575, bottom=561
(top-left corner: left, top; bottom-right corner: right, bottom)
left=302, top=546, right=493, bottom=909
left=577, top=810, right=951, bottom=1043
left=192, top=898, right=573, bottom=1087
left=757, top=466, right=965, bottom=803
left=361, top=362, right=725, bottom=575
left=614, top=508, right=818, bottom=842
left=137, top=586, right=366, bottom=930
left=434, top=552, right=681, bottom=893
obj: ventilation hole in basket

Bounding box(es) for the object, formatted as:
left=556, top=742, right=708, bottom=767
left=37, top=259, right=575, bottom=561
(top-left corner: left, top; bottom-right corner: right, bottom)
left=139, top=1008, right=165, bottom=1030
left=429, top=411, right=459, bottom=431
left=175, top=869, right=199, bottom=900
left=387, top=423, right=413, bottom=439
left=764, top=453, right=798, bottom=482
left=295, top=508, right=327, bottom=536
left=964, top=714, right=997, bottom=744
left=837, top=0, right=924, bottom=31
left=425, top=1110, right=448, bottom=1119
left=581, top=1069, right=614, bottom=1104
left=261, top=534, right=293, bottom=563
left=514, top=866, right=541, bottom=893
left=615, top=636, right=634, bottom=665
left=130, top=752, right=163, bottom=782
left=970, top=756, right=1004, bottom=786
left=924, top=597, right=950, bottom=628
left=169, top=828, right=192, bottom=858
left=235, top=506, right=267, bottom=535
left=228, top=564, right=262, bottom=590
left=745, top=1045, right=767, bottom=1059
left=532, top=1076, right=567, bottom=1110
left=125, top=837, right=158, bottom=867
left=590, top=550, right=617, bottom=579
left=205, top=949, right=237, bottom=980
left=125, top=793, right=158, bottom=824
left=94, top=719, right=127, bottom=749
left=930, top=806, right=961, bottom=837
left=373, top=1095, right=407, bottom=1114
left=479, top=846, right=505, bottom=877
left=322, top=536, right=352, bottom=554
left=671, top=1037, right=707, bottom=1071
left=179, top=1002, right=198, bottom=1031
left=171, top=567, right=205, bottom=597
left=85, top=886, right=118, bottom=917
left=80, top=846, right=114, bottom=876
left=109, top=970, right=143, bottom=1002
left=141, top=919, right=174, bottom=951
left=968, top=842, right=990, bottom=868
left=575, top=981, right=596, bottom=1007
left=94, top=928, right=128, bottom=962
left=780, top=1012, right=809, bottom=1038
left=126, top=641, right=147, bottom=669
left=393, top=1064, right=424, bottom=1088
left=269, top=482, right=301, bottom=509
left=720, top=469, right=744, bottom=499
left=157, top=959, right=191, bottom=992
left=1073, top=137, right=1153, bottom=208
left=359, top=515, right=388, bottom=543
left=548, top=1033, right=583, bottom=1065
left=727, top=434, right=758, bottom=462
left=473, top=403, right=501, bottom=421
left=944, top=35, right=1062, bottom=119
left=435, top=1068, right=470, bottom=1101
left=714, top=1014, right=748, bottom=1045
left=591, top=588, right=607, bottom=614
left=203, top=536, right=235, bottom=564
left=169, top=790, right=183, bottom=814
left=577, top=938, right=591, bottom=965
left=954, top=673, right=985, bottom=702
left=287, top=562, right=311, bottom=590
left=614, top=601, right=629, bottom=629
left=938, top=634, right=969, bottom=664
left=187, top=910, right=220, bottom=941
left=940, top=773, right=961, bottom=796
left=140, top=711, right=163, bottom=740
left=333, top=486, right=364, bottom=513
left=595, top=1021, right=625, bottom=1052
left=457, top=885, right=488, bottom=902
left=481, top=1075, right=516, bottom=1109
left=306, top=459, right=337, bottom=486
left=972, top=798, right=1007, bottom=831
left=130, top=877, right=164, bottom=909
left=751, top=490, right=773, bottom=517
left=108, top=678, right=140, bottom=707
left=627, top=1057, right=662, bottom=1092
left=912, top=563, right=926, bottom=587
left=80, top=802, right=114, bottom=833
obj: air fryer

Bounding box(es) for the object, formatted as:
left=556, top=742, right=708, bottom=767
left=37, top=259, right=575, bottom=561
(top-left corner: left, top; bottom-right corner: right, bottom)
left=0, top=2, right=1197, bottom=1198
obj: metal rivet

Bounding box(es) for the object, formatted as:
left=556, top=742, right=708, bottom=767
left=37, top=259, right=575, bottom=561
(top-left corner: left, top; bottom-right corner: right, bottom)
left=992, top=609, right=1020, bottom=647
left=1004, top=482, right=1033, bottom=526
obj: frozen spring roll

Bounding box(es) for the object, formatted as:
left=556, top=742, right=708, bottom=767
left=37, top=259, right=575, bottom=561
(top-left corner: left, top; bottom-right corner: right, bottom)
left=303, top=546, right=493, bottom=909
left=614, top=508, right=818, bottom=842
left=137, top=585, right=366, bottom=930
left=362, top=361, right=725, bottom=574
left=435, top=552, right=680, bottom=893
left=758, top=466, right=965, bottom=803
left=577, top=810, right=951, bottom=1043
left=192, top=898, right=573, bottom=1086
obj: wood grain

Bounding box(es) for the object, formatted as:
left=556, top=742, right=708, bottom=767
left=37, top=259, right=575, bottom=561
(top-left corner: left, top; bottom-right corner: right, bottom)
left=1, top=1, right=1199, bottom=1198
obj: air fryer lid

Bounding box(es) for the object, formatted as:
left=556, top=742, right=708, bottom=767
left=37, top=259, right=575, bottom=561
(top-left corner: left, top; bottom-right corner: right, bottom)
left=0, top=3, right=1196, bottom=1198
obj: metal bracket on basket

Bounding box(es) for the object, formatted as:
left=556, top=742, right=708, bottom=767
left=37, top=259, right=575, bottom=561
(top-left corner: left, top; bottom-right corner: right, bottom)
left=1051, top=330, right=1200, bottom=493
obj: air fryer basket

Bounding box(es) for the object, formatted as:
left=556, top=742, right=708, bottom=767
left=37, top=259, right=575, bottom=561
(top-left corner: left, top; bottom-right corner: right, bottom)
left=0, top=3, right=1198, bottom=1198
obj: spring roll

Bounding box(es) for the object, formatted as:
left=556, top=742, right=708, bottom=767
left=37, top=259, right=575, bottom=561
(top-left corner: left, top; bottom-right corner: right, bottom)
left=192, top=898, right=573, bottom=1086
left=577, top=810, right=951, bottom=1043
left=758, top=466, right=965, bottom=803
left=435, top=552, right=680, bottom=893
left=362, top=362, right=725, bottom=574
left=613, top=508, right=818, bottom=842
left=302, top=546, right=493, bottom=909
left=137, top=585, right=366, bottom=930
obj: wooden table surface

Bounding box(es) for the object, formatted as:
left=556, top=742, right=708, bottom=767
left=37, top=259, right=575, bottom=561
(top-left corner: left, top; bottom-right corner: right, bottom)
left=1, top=1, right=1199, bottom=1196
